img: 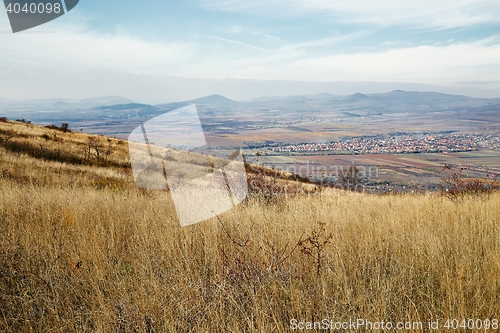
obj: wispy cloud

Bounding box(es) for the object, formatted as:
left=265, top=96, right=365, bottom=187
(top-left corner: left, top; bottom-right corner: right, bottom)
left=174, top=37, right=500, bottom=85
left=3, top=15, right=499, bottom=86
left=204, top=35, right=267, bottom=51
left=291, top=29, right=376, bottom=49
left=0, top=21, right=196, bottom=74
left=251, top=31, right=284, bottom=42
left=201, top=0, right=500, bottom=29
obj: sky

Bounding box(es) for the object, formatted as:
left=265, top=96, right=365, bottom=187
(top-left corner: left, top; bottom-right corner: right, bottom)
left=1, top=0, right=500, bottom=103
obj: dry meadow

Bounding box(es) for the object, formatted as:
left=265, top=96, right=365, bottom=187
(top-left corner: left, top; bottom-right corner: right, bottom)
left=1, top=120, right=499, bottom=332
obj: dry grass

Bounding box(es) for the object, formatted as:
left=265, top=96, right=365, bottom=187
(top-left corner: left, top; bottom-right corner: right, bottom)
left=0, top=120, right=499, bottom=332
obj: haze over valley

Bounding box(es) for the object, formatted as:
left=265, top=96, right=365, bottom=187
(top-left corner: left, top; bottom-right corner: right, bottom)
left=2, top=90, right=499, bottom=192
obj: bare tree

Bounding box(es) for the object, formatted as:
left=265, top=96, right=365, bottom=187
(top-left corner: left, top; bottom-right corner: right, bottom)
left=60, top=123, right=69, bottom=133
left=104, top=139, right=114, bottom=162
left=87, top=137, right=103, bottom=162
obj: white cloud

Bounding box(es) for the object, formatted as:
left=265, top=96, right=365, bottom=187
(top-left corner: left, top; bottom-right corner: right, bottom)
left=2, top=12, right=500, bottom=87
left=201, top=0, right=500, bottom=29
left=0, top=18, right=196, bottom=74
left=174, top=37, right=500, bottom=85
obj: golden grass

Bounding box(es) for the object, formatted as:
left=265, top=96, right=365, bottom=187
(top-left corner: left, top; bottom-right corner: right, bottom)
left=0, top=120, right=499, bottom=332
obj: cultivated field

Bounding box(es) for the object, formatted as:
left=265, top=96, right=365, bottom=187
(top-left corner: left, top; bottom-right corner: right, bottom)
left=250, top=151, right=500, bottom=192
left=1, top=120, right=499, bottom=332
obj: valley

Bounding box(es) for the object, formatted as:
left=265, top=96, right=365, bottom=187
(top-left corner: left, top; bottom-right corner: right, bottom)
left=1, top=90, right=499, bottom=192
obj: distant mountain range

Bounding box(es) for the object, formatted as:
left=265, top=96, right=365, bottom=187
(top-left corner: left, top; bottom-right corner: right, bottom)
left=2, top=91, right=499, bottom=113
left=1, top=91, right=499, bottom=139
left=154, top=94, right=239, bottom=112
left=0, top=96, right=134, bottom=108
left=156, top=90, right=500, bottom=114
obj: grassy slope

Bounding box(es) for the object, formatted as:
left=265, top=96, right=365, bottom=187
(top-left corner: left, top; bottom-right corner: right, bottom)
left=0, top=120, right=499, bottom=332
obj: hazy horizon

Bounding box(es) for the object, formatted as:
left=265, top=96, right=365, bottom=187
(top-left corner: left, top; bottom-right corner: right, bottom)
left=1, top=74, right=500, bottom=105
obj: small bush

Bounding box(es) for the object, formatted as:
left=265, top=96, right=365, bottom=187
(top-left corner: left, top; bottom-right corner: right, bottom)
left=441, top=164, right=499, bottom=200
left=44, top=123, right=71, bottom=133
left=45, top=124, right=60, bottom=130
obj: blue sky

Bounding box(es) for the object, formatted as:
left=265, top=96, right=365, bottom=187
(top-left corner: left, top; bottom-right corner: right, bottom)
left=1, top=0, right=500, bottom=102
